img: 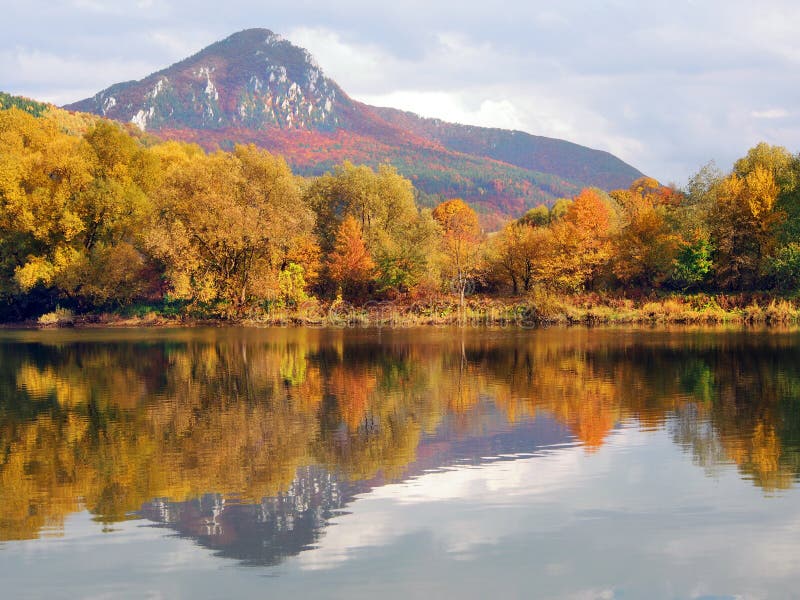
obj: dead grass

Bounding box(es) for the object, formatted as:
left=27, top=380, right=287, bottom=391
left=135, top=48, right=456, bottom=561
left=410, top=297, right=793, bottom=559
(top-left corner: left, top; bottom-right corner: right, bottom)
left=17, top=293, right=800, bottom=329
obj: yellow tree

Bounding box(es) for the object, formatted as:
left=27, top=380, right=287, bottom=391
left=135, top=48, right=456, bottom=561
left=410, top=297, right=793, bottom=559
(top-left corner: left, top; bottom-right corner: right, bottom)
left=711, top=165, right=782, bottom=289
left=611, top=178, right=683, bottom=288
left=304, top=162, right=434, bottom=295
left=1, top=109, right=156, bottom=308
left=147, top=144, right=312, bottom=316
left=305, top=162, right=417, bottom=247
left=432, top=199, right=481, bottom=311
left=734, top=142, right=796, bottom=190
left=489, top=222, right=555, bottom=294
left=519, top=204, right=550, bottom=227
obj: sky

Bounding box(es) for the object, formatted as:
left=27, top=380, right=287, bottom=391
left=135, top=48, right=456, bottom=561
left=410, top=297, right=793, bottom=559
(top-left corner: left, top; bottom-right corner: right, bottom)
left=2, top=0, right=799, bottom=185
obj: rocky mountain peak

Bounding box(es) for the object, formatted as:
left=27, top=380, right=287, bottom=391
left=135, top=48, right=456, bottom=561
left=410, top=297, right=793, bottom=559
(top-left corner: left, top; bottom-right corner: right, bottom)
left=66, top=28, right=347, bottom=132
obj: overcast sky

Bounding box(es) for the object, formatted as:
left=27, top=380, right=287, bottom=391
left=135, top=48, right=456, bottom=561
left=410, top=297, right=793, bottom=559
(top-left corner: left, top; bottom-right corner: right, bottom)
left=2, top=0, right=799, bottom=184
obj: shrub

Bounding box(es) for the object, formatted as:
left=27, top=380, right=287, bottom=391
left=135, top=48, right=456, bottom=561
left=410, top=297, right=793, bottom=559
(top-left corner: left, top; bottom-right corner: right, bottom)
left=37, top=307, right=75, bottom=326
left=768, top=243, right=800, bottom=291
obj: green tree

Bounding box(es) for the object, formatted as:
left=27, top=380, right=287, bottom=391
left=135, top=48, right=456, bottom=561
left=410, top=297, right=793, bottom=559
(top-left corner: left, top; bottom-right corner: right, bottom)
left=518, top=204, right=550, bottom=227
left=672, top=233, right=714, bottom=290
left=304, top=162, right=434, bottom=296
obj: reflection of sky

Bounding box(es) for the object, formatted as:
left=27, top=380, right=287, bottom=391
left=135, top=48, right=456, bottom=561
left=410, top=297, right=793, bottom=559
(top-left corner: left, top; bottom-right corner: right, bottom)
left=132, top=413, right=577, bottom=567
left=3, top=424, right=800, bottom=599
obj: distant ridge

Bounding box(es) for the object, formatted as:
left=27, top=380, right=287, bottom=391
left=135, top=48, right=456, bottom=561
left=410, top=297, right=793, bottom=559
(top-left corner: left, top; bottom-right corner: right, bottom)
left=0, top=91, right=50, bottom=117
left=65, top=28, right=644, bottom=225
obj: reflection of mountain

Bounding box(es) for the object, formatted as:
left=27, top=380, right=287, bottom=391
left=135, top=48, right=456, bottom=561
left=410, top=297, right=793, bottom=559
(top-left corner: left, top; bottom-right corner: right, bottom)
left=2, top=327, right=800, bottom=552
left=138, top=414, right=573, bottom=566
left=141, top=467, right=359, bottom=566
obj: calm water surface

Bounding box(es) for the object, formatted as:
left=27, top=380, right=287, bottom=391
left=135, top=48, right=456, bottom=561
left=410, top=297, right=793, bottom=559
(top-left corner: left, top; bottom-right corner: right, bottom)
left=1, top=326, right=800, bottom=599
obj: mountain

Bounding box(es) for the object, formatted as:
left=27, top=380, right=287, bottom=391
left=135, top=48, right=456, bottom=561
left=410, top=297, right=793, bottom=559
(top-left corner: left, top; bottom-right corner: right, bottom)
left=372, top=107, right=640, bottom=191
left=67, top=29, right=349, bottom=132
left=66, top=28, right=643, bottom=226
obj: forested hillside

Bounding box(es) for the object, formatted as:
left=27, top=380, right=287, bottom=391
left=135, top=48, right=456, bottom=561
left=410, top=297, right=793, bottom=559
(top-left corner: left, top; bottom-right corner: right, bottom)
left=1, top=98, right=800, bottom=323
left=64, top=28, right=642, bottom=225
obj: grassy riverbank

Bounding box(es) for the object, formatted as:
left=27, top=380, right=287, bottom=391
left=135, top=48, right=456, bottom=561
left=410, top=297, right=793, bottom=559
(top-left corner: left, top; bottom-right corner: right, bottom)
left=9, top=292, right=800, bottom=329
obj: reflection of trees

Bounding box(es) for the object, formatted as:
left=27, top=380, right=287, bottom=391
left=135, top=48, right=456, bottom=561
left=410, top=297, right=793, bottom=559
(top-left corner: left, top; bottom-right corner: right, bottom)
left=3, top=329, right=800, bottom=542
left=669, top=339, right=800, bottom=492
left=472, top=331, right=800, bottom=490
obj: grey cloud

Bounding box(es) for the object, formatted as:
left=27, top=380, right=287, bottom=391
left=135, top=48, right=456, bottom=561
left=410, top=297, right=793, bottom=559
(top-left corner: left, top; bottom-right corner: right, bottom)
left=2, top=0, right=799, bottom=184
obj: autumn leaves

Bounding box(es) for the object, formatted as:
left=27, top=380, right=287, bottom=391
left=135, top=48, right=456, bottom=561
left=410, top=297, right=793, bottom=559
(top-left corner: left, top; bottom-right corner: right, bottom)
left=2, top=102, right=800, bottom=322
left=486, top=148, right=800, bottom=297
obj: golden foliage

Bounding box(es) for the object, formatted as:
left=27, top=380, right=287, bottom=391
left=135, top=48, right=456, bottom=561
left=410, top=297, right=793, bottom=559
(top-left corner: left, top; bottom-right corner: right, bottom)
left=3, top=330, right=798, bottom=540
left=432, top=199, right=482, bottom=304
left=549, top=188, right=613, bottom=291
left=146, top=144, right=315, bottom=315
left=611, top=178, right=684, bottom=288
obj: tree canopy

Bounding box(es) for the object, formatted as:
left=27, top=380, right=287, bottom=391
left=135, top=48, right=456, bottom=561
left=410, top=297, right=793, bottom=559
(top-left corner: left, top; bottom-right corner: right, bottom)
left=2, top=102, right=800, bottom=321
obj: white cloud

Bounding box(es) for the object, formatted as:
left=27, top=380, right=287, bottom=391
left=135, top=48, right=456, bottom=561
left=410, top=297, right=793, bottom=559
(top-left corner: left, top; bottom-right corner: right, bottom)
left=285, top=27, right=391, bottom=91
left=71, top=0, right=117, bottom=12
left=2, top=0, right=799, bottom=184
left=751, top=108, right=790, bottom=119
left=567, top=589, right=616, bottom=600
left=71, top=0, right=168, bottom=16
left=360, top=91, right=527, bottom=131
left=0, top=49, right=160, bottom=105
left=282, top=25, right=647, bottom=173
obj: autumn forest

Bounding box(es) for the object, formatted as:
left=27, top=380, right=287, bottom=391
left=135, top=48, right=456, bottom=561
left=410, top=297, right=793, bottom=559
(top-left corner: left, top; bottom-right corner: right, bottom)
left=2, top=101, right=800, bottom=324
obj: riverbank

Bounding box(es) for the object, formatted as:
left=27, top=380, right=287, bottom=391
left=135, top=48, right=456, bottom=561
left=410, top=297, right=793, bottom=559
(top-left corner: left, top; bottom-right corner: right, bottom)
left=6, top=292, right=800, bottom=329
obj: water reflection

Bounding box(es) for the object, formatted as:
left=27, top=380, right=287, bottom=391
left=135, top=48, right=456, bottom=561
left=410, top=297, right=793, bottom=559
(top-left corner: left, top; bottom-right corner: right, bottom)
left=2, top=326, right=800, bottom=562
left=141, top=467, right=357, bottom=566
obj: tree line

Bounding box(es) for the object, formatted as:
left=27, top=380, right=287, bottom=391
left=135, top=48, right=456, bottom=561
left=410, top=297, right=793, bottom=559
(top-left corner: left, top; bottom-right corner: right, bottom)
left=1, top=105, right=799, bottom=321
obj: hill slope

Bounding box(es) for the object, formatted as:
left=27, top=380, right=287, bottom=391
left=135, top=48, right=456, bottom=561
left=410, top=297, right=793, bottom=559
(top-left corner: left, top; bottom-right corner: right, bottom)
left=65, top=28, right=643, bottom=224
left=372, top=107, right=640, bottom=191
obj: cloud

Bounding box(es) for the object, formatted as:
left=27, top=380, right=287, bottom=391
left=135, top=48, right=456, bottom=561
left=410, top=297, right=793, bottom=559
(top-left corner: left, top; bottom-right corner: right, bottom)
left=285, top=26, right=390, bottom=91
left=286, top=424, right=800, bottom=597
left=296, top=446, right=591, bottom=570
left=281, top=15, right=799, bottom=183
left=295, top=429, right=646, bottom=570
left=71, top=0, right=168, bottom=17
left=284, top=25, right=646, bottom=170
left=1, top=0, right=798, bottom=185
left=359, top=91, right=527, bottom=131
left=0, top=48, right=160, bottom=105
left=751, top=108, right=790, bottom=120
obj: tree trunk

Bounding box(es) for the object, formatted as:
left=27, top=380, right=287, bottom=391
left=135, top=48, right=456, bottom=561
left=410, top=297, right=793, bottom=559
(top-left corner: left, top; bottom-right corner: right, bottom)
left=459, top=281, right=466, bottom=325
